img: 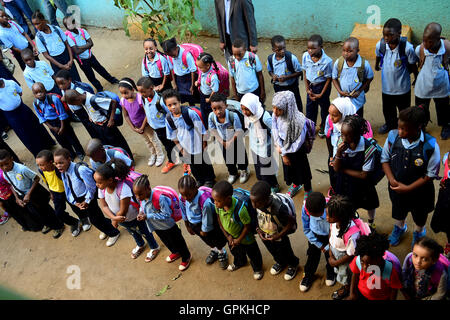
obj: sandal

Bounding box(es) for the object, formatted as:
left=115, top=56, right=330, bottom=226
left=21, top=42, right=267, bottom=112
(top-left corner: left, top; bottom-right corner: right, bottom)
left=145, top=247, right=160, bottom=262
left=331, top=285, right=350, bottom=300
left=131, top=245, right=146, bottom=259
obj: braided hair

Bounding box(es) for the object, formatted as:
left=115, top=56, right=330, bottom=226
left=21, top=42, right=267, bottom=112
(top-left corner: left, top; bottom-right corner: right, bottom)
left=342, top=114, right=368, bottom=142
left=327, top=194, right=357, bottom=239
left=133, top=174, right=151, bottom=191
left=96, top=158, right=130, bottom=182
left=197, top=52, right=219, bottom=72
left=178, top=175, right=198, bottom=193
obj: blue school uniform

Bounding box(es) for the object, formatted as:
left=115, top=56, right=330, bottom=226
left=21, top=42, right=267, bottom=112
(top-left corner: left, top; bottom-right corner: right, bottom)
left=301, top=208, right=330, bottom=250
left=247, top=111, right=272, bottom=158
left=414, top=39, right=450, bottom=99
left=228, top=51, right=263, bottom=94
left=332, top=55, right=374, bottom=110
left=61, top=82, right=89, bottom=112
left=169, top=46, right=197, bottom=76
left=166, top=109, right=206, bottom=155
left=272, top=116, right=307, bottom=156
left=141, top=53, right=171, bottom=78
left=375, top=40, right=417, bottom=95
left=33, top=94, right=68, bottom=124
left=66, top=28, right=91, bottom=60
left=199, top=66, right=220, bottom=95
left=302, top=50, right=333, bottom=84
left=140, top=194, right=176, bottom=232
left=267, top=53, right=302, bottom=86
left=89, top=148, right=133, bottom=171
left=5, top=162, right=37, bottom=195
left=23, top=61, right=55, bottom=91
left=142, top=91, right=169, bottom=130
left=0, top=21, right=28, bottom=50
left=0, top=78, right=22, bottom=111
left=208, top=109, right=243, bottom=141
left=60, top=162, right=96, bottom=205
left=35, top=24, right=67, bottom=56
left=179, top=190, right=215, bottom=233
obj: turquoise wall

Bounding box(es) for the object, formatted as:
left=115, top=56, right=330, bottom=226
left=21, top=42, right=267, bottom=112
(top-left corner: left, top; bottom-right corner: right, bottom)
left=27, top=0, right=449, bottom=43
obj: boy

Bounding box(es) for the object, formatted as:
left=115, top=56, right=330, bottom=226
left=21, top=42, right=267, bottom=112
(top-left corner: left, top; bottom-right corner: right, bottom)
left=332, top=37, right=374, bottom=117
left=36, top=150, right=91, bottom=237
left=414, top=22, right=450, bottom=140
left=32, top=82, right=85, bottom=161
left=375, top=18, right=418, bottom=134
left=268, top=35, right=303, bottom=111
left=302, top=34, right=333, bottom=137
left=300, top=192, right=335, bottom=292
left=63, top=16, right=119, bottom=92
left=250, top=181, right=299, bottom=281
left=63, top=89, right=133, bottom=159
left=53, top=148, right=121, bottom=246
left=228, top=38, right=265, bottom=103
left=212, top=180, right=264, bottom=280
left=22, top=48, right=61, bottom=95
left=0, top=149, right=64, bottom=238
left=163, top=89, right=216, bottom=187
left=208, top=93, right=250, bottom=184
left=85, top=138, right=133, bottom=171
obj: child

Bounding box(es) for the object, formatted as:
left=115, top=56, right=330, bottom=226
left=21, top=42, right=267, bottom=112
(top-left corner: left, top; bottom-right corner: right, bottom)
left=212, top=180, right=264, bottom=280
left=85, top=138, right=133, bottom=171
left=195, top=52, right=220, bottom=126
left=141, top=38, right=171, bottom=92
left=267, top=35, right=303, bottom=111
left=0, top=9, right=38, bottom=71
left=228, top=38, right=265, bottom=103
left=332, top=115, right=379, bottom=229
left=430, top=150, right=450, bottom=257
left=63, top=89, right=134, bottom=159
left=0, top=78, right=55, bottom=157
left=0, top=149, right=64, bottom=238
left=272, top=91, right=312, bottom=199
left=302, top=34, right=333, bottom=136
left=161, top=37, right=198, bottom=105
left=63, top=16, right=119, bottom=92
left=32, top=10, right=81, bottom=81
left=208, top=93, right=250, bottom=184
left=178, top=175, right=228, bottom=269
left=332, top=37, right=374, bottom=117
left=375, top=18, right=418, bottom=134
left=414, top=22, right=450, bottom=140
left=22, top=48, right=61, bottom=95
left=348, top=232, right=402, bottom=300
left=250, top=181, right=299, bottom=281
left=136, top=76, right=176, bottom=174
left=36, top=150, right=89, bottom=237
left=32, top=82, right=85, bottom=160
left=53, top=148, right=121, bottom=246
left=326, top=195, right=363, bottom=300
left=95, top=159, right=160, bottom=261
left=381, top=107, right=440, bottom=247
left=134, top=175, right=192, bottom=271
left=402, top=237, right=449, bottom=300
left=163, top=89, right=216, bottom=187
left=240, top=93, right=279, bottom=193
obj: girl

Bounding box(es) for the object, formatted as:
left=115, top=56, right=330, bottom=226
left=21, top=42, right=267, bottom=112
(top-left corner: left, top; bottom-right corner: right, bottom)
left=402, top=237, right=449, bottom=300
left=119, top=77, right=164, bottom=167
left=430, top=150, right=450, bottom=257
left=326, top=195, right=363, bottom=300
left=94, top=159, right=160, bottom=261
left=241, top=93, right=280, bottom=193
left=31, top=10, right=81, bottom=82
left=141, top=38, right=171, bottom=92
left=272, top=91, right=312, bottom=199
left=134, top=175, right=192, bottom=271
left=332, top=115, right=379, bottom=229
left=195, top=52, right=220, bottom=127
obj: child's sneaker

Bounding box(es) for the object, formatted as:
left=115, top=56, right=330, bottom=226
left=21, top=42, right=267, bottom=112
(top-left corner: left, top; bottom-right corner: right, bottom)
left=239, top=168, right=250, bottom=184
left=286, top=184, right=302, bottom=198
left=179, top=256, right=192, bottom=271
left=227, top=174, right=238, bottom=184
left=205, top=250, right=218, bottom=264
left=81, top=218, right=91, bottom=232
left=148, top=154, right=156, bottom=167
left=318, top=128, right=326, bottom=138
left=106, top=233, right=120, bottom=247
left=166, top=252, right=181, bottom=263
left=253, top=270, right=264, bottom=280
left=155, top=154, right=165, bottom=167
left=227, top=263, right=240, bottom=272
left=284, top=265, right=298, bottom=281
left=161, top=162, right=175, bottom=174
left=325, top=272, right=336, bottom=287
left=412, top=228, right=427, bottom=249
left=183, top=164, right=191, bottom=175
left=71, top=221, right=82, bottom=237
left=388, top=224, right=408, bottom=246
left=0, top=212, right=9, bottom=225
left=218, top=251, right=228, bottom=270
left=270, top=262, right=285, bottom=275
left=99, top=232, right=107, bottom=240
left=299, top=273, right=313, bottom=292
left=52, top=226, right=65, bottom=239
left=42, top=226, right=51, bottom=234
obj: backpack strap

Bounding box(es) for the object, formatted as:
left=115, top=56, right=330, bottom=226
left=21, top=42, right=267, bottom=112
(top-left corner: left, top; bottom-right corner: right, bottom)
left=46, top=94, right=59, bottom=116
left=442, top=39, right=450, bottom=71
left=357, top=57, right=366, bottom=84
left=419, top=43, right=426, bottom=70
left=143, top=55, right=149, bottom=73
left=382, top=260, right=393, bottom=281
left=156, top=53, right=164, bottom=77
left=284, top=51, right=295, bottom=74
left=364, top=139, right=377, bottom=165
left=166, top=113, right=176, bottom=131
left=232, top=198, right=246, bottom=227
left=8, top=21, right=22, bottom=34
left=181, top=48, right=189, bottom=69
left=36, top=31, right=48, bottom=53
left=378, top=38, right=386, bottom=65
left=74, top=162, right=92, bottom=181
left=337, top=56, right=345, bottom=79
left=229, top=56, right=236, bottom=73
left=267, top=53, right=274, bottom=72
left=181, top=106, right=195, bottom=130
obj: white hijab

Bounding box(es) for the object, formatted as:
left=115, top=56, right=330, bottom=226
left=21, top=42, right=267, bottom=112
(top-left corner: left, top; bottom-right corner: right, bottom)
left=331, top=97, right=356, bottom=132
left=241, top=93, right=264, bottom=128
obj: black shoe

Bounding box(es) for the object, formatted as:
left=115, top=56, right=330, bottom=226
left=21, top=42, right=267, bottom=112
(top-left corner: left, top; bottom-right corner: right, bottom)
left=71, top=221, right=82, bottom=237
left=378, top=124, right=390, bottom=134
left=299, top=274, right=314, bottom=292
left=53, top=226, right=64, bottom=239
left=218, top=251, right=228, bottom=270
left=70, top=113, right=81, bottom=122
left=42, top=226, right=51, bottom=234
left=205, top=250, right=218, bottom=264
left=441, top=126, right=450, bottom=140
left=1, top=131, right=8, bottom=140
left=284, top=265, right=298, bottom=281
left=270, top=262, right=285, bottom=275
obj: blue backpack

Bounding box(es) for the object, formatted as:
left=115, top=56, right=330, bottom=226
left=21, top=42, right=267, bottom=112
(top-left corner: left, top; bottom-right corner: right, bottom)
left=379, top=37, right=412, bottom=73
left=364, top=137, right=385, bottom=185
left=231, top=188, right=258, bottom=234
left=89, top=91, right=123, bottom=126
left=73, top=81, right=95, bottom=94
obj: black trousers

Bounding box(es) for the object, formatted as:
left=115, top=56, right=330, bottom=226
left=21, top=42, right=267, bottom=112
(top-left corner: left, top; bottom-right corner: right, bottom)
left=1, top=196, right=43, bottom=231
left=199, top=92, right=213, bottom=129
left=184, top=151, right=216, bottom=185
left=155, top=224, right=191, bottom=262
left=282, top=146, right=312, bottom=189
left=221, top=138, right=248, bottom=176
left=252, top=150, right=279, bottom=188
left=51, top=191, right=81, bottom=227
left=47, top=119, right=85, bottom=159
left=24, top=184, right=63, bottom=230
left=262, top=235, right=299, bottom=267
left=356, top=106, right=364, bottom=118
left=415, top=96, right=450, bottom=127
left=73, top=108, right=101, bottom=139
left=188, top=221, right=227, bottom=250
left=95, top=123, right=134, bottom=161
left=155, top=127, right=176, bottom=163
left=382, top=91, right=411, bottom=129
left=274, top=81, right=303, bottom=112
left=229, top=240, right=263, bottom=272
left=306, top=81, right=331, bottom=129
left=304, top=233, right=335, bottom=277
left=78, top=54, right=116, bottom=92
left=50, top=49, right=81, bottom=82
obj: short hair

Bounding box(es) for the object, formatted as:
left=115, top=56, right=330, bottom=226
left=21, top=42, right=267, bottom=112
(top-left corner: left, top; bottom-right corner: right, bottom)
left=161, top=37, right=177, bottom=53
left=20, top=48, right=34, bottom=59
left=305, top=192, right=326, bottom=214
left=424, top=22, right=442, bottom=38
left=232, top=38, right=245, bottom=49
left=118, top=77, right=137, bottom=91
left=212, top=180, right=233, bottom=198
left=36, top=149, right=53, bottom=162
left=63, top=89, right=82, bottom=103
left=342, top=115, right=368, bottom=142
left=136, top=76, right=154, bottom=89
left=271, top=35, right=285, bottom=47
left=308, top=34, right=323, bottom=47
left=85, top=139, right=104, bottom=157
left=250, top=181, right=271, bottom=200
left=383, top=18, right=402, bottom=33
left=55, top=70, right=72, bottom=80
left=414, top=236, right=444, bottom=261
left=0, top=149, right=12, bottom=161
left=344, top=37, right=359, bottom=49
left=355, top=232, right=390, bottom=259
left=53, top=148, right=71, bottom=159
left=161, top=88, right=181, bottom=104
left=398, top=106, right=427, bottom=130
left=32, top=82, right=46, bottom=92
left=31, top=10, right=45, bottom=21
left=178, top=175, right=198, bottom=192
left=210, top=92, right=227, bottom=104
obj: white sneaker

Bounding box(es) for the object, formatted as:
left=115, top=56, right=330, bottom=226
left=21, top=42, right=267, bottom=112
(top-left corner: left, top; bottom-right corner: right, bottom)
left=106, top=233, right=120, bottom=247
left=239, top=168, right=250, bottom=184
left=155, top=154, right=165, bottom=167
left=227, top=174, right=238, bottom=184
left=82, top=221, right=91, bottom=232
left=99, top=232, right=107, bottom=240
left=148, top=155, right=156, bottom=167
left=253, top=271, right=264, bottom=280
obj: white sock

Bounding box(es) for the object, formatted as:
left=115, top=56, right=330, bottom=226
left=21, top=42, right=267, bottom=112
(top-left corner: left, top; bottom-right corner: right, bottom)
left=395, top=220, right=406, bottom=229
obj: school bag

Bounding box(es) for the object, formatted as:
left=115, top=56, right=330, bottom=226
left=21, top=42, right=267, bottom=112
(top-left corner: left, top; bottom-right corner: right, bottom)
left=271, top=193, right=297, bottom=234
left=210, top=99, right=246, bottom=132
left=89, top=91, right=123, bottom=126
left=33, top=93, right=71, bottom=117
left=198, top=62, right=230, bottom=97
left=257, top=110, right=273, bottom=137
left=167, top=43, right=204, bottom=74
left=73, top=81, right=95, bottom=94
left=378, top=37, right=412, bottom=72
left=100, top=170, right=142, bottom=210
left=342, top=216, right=371, bottom=246
left=73, top=162, right=94, bottom=181
left=36, top=25, right=65, bottom=54
left=326, top=115, right=374, bottom=139
left=387, top=129, right=436, bottom=163
left=151, top=186, right=183, bottom=222
left=143, top=52, right=173, bottom=80
left=418, top=38, right=450, bottom=72
left=336, top=56, right=371, bottom=93
left=230, top=187, right=258, bottom=234
left=303, top=117, right=316, bottom=154
left=166, top=105, right=203, bottom=131
left=355, top=255, right=394, bottom=281
left=383, top=250, right=402, bottom=276
left=363, top=137, right=385, bottom=185
left=267, top=51, right=303, bottom=83
left=229, top=51, right=257, bottom=74
left=180, top=186, right=213, bottom=214
left=64, top=29, right=91, bottom=65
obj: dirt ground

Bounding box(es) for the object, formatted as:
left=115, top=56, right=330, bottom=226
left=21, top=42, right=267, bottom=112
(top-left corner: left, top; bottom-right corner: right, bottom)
left=0, top=27, right=449, bottom=300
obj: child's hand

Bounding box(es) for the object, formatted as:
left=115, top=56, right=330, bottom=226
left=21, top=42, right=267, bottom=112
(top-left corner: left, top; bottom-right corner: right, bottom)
left=202, top=141, right=207, bottom=150
left=194, top=80, right=198, bottom=87
left=112, top=216, right=126, bottom=222
left=112, top=220, right=119, bottom=229
left=390, top=182, right=411, bottom=194
left=350, top=90, right=361, bottom=98
left=276, top=145, right=282, bottom=154
left=107, top=118, right=115, bottom=128
left=329, top=157, right=334, bottom=166
left=278, top=76, right=286, bottom=83
left=137, top=213, right=146, bottom=221
left=282, top=155, right=291, bottom=166
left=231, top=238, right=241, bottom=248
left=77, top=201, right=89, bottom=210
left=190, top=85, right=194, bottom=95
left=23, top=193, right=31, bottom=204
left=134, top=127, right=143, bottom=134
left=57, top=127, right=65, bottom=136
left=328, top=255, right=338, bottom=267
left=16, top=197, right=25, bottom=207
left=205, top=98, right=210, bottom=104
left=272, top=74, right=279, bottom=82
left=154, top=85, right=163, bottom=92
left=33, top=47, right=39, bottom=56
left=337, top=141, right=349, bottom=155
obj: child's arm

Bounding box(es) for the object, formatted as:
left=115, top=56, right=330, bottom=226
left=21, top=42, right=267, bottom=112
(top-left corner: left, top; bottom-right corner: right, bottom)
left=71, top=38, right=93, bottom=56
left=106, top=99, right=117, bottom=127
left=317, top=77, right=332, bottom=99
left=332, top=78, right=348, bottom=97
left=230, top=77, right=238, bottom=100
left=122, top=106, right=140, bottom=133
left=329, top=253, right=354, bottom=267
left=22, top=32, right=39, bottom=56
left=23, top=176, right=40, bottom=205
left=256, top=70, right=265, bottom=103
left=375, top=56, right=381, bottom=71
left=231, top=223, right=250, bottom=248
left=303, top=70, right=312, bottom=97
left=301, top=209, right=327, bottom=251
left=350, top=77, right=373, bottom=98
left=98, top=197, right=119, bottom=221
left=347, top=272, right=359, bottom=300
left=42, top=51, right=66, bottom=70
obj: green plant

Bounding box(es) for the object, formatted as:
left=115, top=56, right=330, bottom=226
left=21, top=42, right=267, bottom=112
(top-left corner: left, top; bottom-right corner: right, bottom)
left=113, top=0, right=202, bottom=42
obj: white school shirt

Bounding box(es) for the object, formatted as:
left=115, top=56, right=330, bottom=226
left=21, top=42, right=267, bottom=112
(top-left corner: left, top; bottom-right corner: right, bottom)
left=98, top=183, right=138, bottom=222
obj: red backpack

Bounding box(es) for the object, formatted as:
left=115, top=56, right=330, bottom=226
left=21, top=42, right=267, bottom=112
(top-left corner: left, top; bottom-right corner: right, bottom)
left=168, top=43, right=204, bottom=73
left=199, top=63, right=230, bottom=97
left=151, top=186, right=182, bottom=222
left=33, top=93, right=71, bottom=116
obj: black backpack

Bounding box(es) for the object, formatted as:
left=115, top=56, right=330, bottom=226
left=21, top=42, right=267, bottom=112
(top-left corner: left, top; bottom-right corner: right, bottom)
left=364, top=138, right=385, bottom=185
left=231, top=188, right=258, bottom=234
left=268, top=51, right=303, bottom=83
left=379, top=37, right=412, bottom=73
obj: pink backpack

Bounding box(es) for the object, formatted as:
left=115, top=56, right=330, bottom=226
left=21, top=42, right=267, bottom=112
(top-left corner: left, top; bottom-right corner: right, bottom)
left=180, top=186, right=213, bottom=214
left=383, top=250, right=402, bottom=276
left=0, top=170, right=12, bottom=200
left=343, top=218, right=371, bottom=246
left=151, top=186, right=182, bottom=222
left=168, top=43, right=204, bottom=73
left=199, top=63, right=230, bottom=97
left=326, top=115, right=374, bottom=139
left=100, top=170, right=142, bottom=210
left=64, top=29, right=91, bottom=65
left=143, top=52, right=166, bottom=78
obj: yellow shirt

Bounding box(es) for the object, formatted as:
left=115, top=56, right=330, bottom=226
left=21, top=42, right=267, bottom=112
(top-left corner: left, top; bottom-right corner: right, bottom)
left=42, top=170, right=65, bottom=193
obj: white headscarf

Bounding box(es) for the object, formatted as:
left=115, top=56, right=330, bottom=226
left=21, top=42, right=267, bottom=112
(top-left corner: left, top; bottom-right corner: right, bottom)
left=241, top=93, right=264, bottom=128
left=331, top=97, right=356, bottom=132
